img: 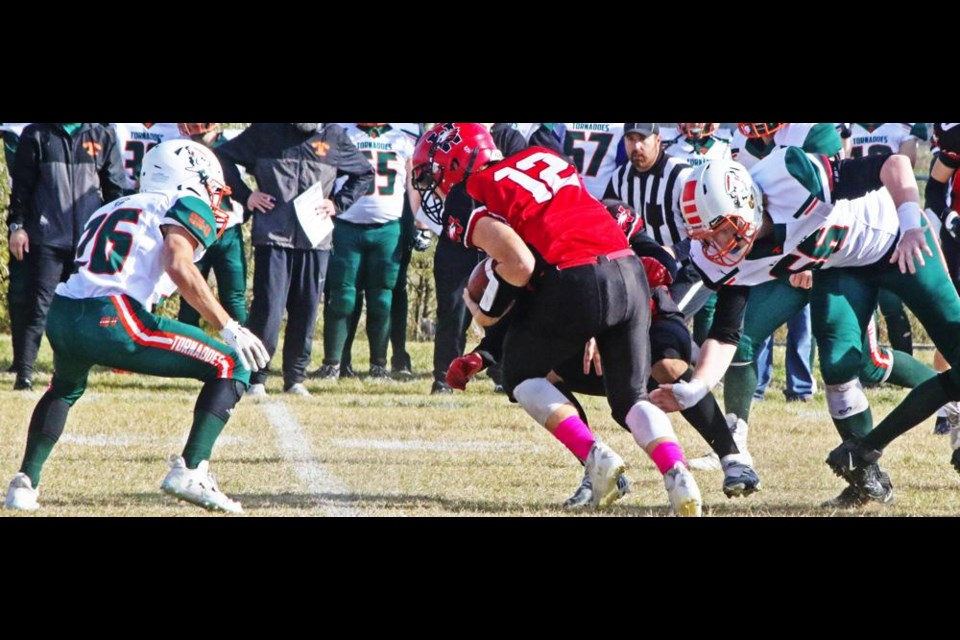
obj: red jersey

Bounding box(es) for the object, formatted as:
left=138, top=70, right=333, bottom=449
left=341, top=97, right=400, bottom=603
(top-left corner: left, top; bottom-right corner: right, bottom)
left=462, top=147, right=628, bottom=266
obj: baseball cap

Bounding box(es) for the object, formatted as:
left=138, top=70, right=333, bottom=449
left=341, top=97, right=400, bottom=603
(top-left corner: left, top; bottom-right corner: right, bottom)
left=623, top=123, right=660, bottom=136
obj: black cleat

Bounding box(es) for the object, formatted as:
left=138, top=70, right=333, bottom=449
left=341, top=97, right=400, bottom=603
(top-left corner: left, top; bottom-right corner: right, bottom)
left=821, top=485, right=871, bottom=508
left=368, top=364, right=390, bottom=379
left=825, top=440, right=894, bottom=504
left=952, top=449, right=960, bottom=476
left=431, top=380, right=453, bottom=395
left=13, top=375, right=32, bottom=391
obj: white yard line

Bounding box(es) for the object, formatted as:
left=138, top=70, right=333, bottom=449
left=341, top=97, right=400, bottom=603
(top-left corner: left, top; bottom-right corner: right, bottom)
left=260, top=400, right=365, bottom=517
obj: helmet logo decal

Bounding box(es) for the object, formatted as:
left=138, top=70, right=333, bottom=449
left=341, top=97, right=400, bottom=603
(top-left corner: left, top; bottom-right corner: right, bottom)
left=446, top=218, right=464, bottom=244
left=614, top=205, right=636, bottom=233
left=428, top=123, right=463, bottom=153
left=723, top=168, right=755, bottom=211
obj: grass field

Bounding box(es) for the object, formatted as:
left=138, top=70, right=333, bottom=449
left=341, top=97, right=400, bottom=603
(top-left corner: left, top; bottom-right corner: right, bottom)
left=1, top=333, right=958, bottom=517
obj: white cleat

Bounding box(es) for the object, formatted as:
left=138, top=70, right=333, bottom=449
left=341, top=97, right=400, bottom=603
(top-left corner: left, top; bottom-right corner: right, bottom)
left=664, top=462, right=702, bottom=517
left=284, top=383, right=311, bottom=397
left=585, top=441, right=626, bottom=510
left=5, top=473, right=40, bottom=511
left=687, top=451, right=721, bottom=471
left=563, top=470, right=631, bottom=510
left=160, top=455, right=243, bottom=514
left=246, top=383, right=267, bottom=398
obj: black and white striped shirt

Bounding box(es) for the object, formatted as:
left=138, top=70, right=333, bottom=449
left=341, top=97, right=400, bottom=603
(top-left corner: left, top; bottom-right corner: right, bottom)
left=603, top=150, right=692, bottom=249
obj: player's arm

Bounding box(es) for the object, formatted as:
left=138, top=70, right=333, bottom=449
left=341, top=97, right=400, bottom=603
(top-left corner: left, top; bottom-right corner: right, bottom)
left=462, top=216, right=535, bottom=327
left=470, top=216, right=535, bottom=287
left=161, top=226, right=231, bottom=331
left=650, top=284, right=748, bottom=412
left=926, top=156, right=955, bottom=225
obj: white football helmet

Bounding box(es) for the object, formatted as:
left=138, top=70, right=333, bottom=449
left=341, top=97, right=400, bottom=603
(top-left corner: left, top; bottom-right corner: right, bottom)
left=139, top=139, right=232, bottom=234
left=680, top=159, right=763, bottom=267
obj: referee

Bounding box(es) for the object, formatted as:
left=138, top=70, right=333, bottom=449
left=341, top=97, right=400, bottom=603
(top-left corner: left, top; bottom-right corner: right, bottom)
left=603, top=123, right=711, bottom=320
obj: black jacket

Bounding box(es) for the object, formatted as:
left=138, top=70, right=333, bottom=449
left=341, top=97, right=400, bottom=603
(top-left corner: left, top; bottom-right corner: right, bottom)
left=215, top=123, right=374, bottom=249
left=8, top=123, right=125, bottom=250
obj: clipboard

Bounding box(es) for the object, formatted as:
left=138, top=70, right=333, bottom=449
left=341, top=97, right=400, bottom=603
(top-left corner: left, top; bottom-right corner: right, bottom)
left=293, top=181, right=334, bottom=248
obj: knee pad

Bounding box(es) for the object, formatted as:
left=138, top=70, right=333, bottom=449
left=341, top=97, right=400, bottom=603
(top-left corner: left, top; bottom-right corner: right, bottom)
left=825, top=378, right=870, bottom=420
left=196, top=379, right=246, bottom=422
left=625, top=400, right=676, bottom=449
left=513, top=378, right=573, bottom=427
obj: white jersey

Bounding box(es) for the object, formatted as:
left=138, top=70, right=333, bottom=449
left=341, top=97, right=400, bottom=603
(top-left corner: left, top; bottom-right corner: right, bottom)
left=57, top=191, right=219, bottom=308
left=562, top=122, right=625, bottom=198
left=663, top=132, right=733, bottom=167
left=333, top=124, right=417, bottom=224
left=111, top=123, right=184, bottom=191
left=734, top=123, right=839, bottom=169
left=692, top=147, right=899, bottom=288
left=848, top=123, right=926, bottom=158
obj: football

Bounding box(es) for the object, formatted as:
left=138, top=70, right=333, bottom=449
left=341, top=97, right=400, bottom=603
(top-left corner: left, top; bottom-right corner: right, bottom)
left=467, top=257, right=497, bottom=304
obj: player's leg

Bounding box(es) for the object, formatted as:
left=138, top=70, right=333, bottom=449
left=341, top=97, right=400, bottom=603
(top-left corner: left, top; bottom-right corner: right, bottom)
left=857, top=228, right=960, bottom=466
left=210, top=225, right=249, bottom=325
left=390, top=240, right=414, bottom=376
left=105, top=294, right=251, bottom=512
left=5, top=295, right=94, bottom=510
left=596, top=257, right=700, bottom=515
left=360, top=220, right=402, bottom=376
left=649, top=316, right=760, bottom=497
left=877, top=288, right=913, bottom=354
left=707, top=279, right=808, bottom=472
left=322, top=221, right=364, bottom=377
left=501, top=265, right=622, bottom=508
left=813, top=269, right=893, bottom=505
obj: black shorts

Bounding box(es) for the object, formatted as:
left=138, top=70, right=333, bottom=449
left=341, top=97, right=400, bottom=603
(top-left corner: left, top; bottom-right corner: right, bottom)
left=552, top=315, right=692, bottom=402
left=501, top=253, right=652, bottom=426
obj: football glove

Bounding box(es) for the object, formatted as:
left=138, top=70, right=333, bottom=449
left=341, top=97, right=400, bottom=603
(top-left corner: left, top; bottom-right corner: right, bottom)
left=220, top=320, right=270, bottom=372
left=446, top=352, right=485, bottom=391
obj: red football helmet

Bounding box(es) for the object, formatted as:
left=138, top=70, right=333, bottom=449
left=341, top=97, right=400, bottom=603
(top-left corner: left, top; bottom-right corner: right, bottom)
left=178, top=123, right=220, bottom=137
left=412, top=123, right=503, bottom=225
left=678, top=123, right=718, bottom=139
left=737, top=123, right=786, bottom=138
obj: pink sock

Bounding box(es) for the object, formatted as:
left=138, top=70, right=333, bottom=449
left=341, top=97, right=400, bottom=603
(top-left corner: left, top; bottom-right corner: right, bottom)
left=649, top=441, right=686, bottom=474
left=553, top=415, right=596, bottom=462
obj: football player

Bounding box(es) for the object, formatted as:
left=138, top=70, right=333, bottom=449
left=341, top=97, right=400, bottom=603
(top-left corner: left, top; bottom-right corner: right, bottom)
left=447, top=200, right=761, bottom=507
left=651, top=149, right=960, bottom=505
left=561, top=122, right=626, bottom=199
left=110, top=123, right=184, bottom=194
left=4, top=140, right=269, bottom=513
left=412, top=123, right=703, bottom=515
left=317, top=123, right=421, bottom=380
